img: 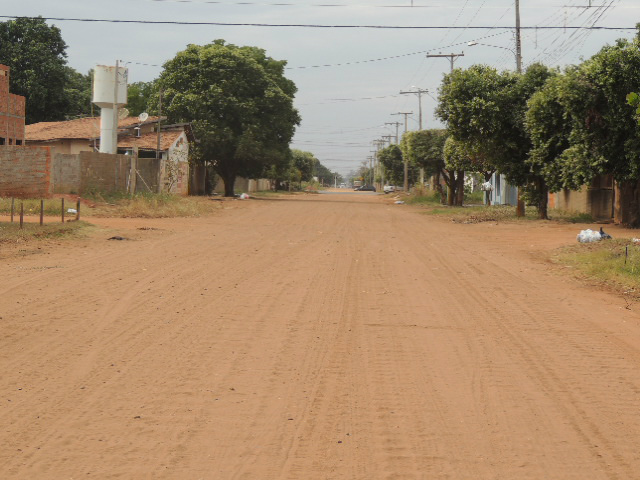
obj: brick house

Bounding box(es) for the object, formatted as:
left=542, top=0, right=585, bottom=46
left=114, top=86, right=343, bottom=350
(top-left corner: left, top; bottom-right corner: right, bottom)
left=0, top=64, right=26, bottom=146
left=26, top=116, right=193, bottom=195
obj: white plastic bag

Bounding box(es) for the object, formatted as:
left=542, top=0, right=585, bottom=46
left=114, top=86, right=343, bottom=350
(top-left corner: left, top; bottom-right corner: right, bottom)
left=577, top=229, right=601, bottom=243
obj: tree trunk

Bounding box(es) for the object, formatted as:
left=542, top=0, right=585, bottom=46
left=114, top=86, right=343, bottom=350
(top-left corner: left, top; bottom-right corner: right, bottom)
left=221, top=173, right=236, bottom=197
left=614, top=179, right=640, bottom=227
left=516, top=189, right=525, bottom=217
left=447, top=179, right=456, bottom=206
left=433, top=171, right=441, bottom=192
left=456, top=170, right=465, bottom=206
left=536, top=177, right=549, bottom=220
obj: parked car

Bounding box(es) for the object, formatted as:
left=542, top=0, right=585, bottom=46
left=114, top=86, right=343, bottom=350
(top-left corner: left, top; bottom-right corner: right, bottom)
left=359, top=185, right=376, bottom=192
left=383, top=185, right=396, bottom=194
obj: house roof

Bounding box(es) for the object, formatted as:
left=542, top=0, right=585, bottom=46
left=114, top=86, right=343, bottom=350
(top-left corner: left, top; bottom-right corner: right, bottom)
left=118, top=129, right=184, bottom=151
left=26, top=116, right=166, bottom=142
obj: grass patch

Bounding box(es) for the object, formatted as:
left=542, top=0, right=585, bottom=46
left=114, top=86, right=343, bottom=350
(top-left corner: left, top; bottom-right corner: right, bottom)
left=405, top=192, right=442, bottom=205
left=0, top=197, right=69, bottom=217
left=77, top=192, right=218, bottom=218
left=405, top=196, right=603, bottom=225
left=553, top=238, right=640, bottom=300
left=0, top=220, right=90, bottom=245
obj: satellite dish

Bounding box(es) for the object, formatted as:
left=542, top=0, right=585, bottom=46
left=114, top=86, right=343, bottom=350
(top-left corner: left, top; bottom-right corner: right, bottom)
left=118, top=107, right=129, bottom=119
left=138, top=112, right=149, bottom=122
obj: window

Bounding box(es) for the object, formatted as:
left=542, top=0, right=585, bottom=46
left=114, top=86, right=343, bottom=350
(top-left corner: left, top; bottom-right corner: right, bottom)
left=0, top=137, right=5, bottom=145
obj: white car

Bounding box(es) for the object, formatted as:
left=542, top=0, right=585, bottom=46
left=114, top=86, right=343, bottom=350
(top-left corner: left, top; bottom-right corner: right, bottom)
left=383, top=185, right=396, bottom=194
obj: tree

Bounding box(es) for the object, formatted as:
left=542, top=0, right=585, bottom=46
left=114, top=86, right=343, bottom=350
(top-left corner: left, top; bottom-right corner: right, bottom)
left=401, top=129, right=447, bottom=201
left=527, top=30, right=640, bottom=224
left=62, top=67, right=93, bottom=120
left=291, top=149, right=316, bottom=183
left=436, top=63, right=553, bottom=216
left=127, top=81, right=157, bottom=117
left=158, top=40, right=300, bottom=196
left=0, top=17, right=71, bottom=124
left=378, top=144, right=404, bottom=186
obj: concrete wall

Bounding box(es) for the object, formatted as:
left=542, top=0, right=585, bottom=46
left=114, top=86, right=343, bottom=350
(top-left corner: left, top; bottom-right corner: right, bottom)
left=52, top=151, right=161, bottom=195
left=213, top=176, right=271, bottom=194
left=550, top=175, right=614, bottom=220
left=78, top=151, right=130, bottom=194
left=52, top=153, right=81, bottom=194
left=0, top=145, right=51, bottom=198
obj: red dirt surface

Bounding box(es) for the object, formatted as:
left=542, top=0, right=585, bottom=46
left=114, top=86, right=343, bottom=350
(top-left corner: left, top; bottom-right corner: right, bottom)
left=1, top=192, right=639, bottom=479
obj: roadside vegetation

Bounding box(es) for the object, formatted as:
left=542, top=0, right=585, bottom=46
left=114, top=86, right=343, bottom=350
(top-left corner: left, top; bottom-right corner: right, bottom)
left=0, top=193, right=221, bottom=219
left=81, top=192, right=220, bottom=218
left=0, top=220, right=89, bottom=245
left=553, top=239, right=640, bottom=302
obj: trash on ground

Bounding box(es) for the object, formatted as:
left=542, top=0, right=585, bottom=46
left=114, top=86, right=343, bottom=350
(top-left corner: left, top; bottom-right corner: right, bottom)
left=108, top=236, right=128, bottom=241
left=395, top=200, right=405, bottom=205
left=67, top=208, right=77, bottom=214
left=599, top=227, right=612, bottom=240
left=577, top=229, right=601, bottom=243
left=239, top=193, right=250, bottom=199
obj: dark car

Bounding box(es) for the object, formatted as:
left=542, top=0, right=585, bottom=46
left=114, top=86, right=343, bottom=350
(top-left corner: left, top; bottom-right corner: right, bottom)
left=359, top=185, right=376, bottom=192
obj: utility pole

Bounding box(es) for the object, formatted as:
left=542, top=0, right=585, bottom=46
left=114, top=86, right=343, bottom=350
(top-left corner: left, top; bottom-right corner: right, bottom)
left=515, top=0, right=525, bottom=217
left=385, top=122, right=401, bottom=144
left=399, top=88, right=428, bottom=131
left=399, top=88, right=428, bottom=185
left=515, top=0, right=522, bottom=74
left=393, top=112, right=412, bottom=192
left=426, top=52, right=465, bottom=73
left=382, top=135, right=394, bottom=146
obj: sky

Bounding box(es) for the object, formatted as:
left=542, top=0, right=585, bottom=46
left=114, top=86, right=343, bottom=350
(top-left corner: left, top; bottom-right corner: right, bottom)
left=5, top=1, right=638, bottom=177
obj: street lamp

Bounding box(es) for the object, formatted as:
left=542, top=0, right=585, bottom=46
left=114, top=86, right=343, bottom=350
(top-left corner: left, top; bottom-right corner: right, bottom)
left=467, top=41, right=522, bottom=73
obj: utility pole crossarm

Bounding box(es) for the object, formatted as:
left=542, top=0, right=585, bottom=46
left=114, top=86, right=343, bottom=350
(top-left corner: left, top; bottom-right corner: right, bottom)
left=426, top=52, right=465, bottom=73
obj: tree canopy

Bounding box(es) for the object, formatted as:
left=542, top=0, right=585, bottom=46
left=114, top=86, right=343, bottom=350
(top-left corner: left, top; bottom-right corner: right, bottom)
left=158, top=40, right=300, bottom=196
left=378, top=144, right=404, bottom=186
left=0, top=17, right=74, bottom=124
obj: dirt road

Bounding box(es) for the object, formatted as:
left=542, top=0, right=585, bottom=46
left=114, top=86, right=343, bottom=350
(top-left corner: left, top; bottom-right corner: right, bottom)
left=1, top=192, right=640, bottom=479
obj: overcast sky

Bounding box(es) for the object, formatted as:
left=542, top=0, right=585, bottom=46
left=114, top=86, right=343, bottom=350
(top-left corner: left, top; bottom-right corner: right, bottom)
left=6, top=1, right=638, bottom=176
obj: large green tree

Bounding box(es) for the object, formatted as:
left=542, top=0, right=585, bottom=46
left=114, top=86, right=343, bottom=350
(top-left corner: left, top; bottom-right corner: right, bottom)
left=436, top=63, right=553, bottom=215
left=62, top=67, right=93, bottom=119
left=127, top=80, right=157, bottom=117
left=401, top=129, right=449, bottom=201
left=0, top=17, right=70, bottom=124
left=158, top=40, right=300, bottom=196
left=378, top=144, right=404, bottom=186
left=527, top=31, right=640, bottom=224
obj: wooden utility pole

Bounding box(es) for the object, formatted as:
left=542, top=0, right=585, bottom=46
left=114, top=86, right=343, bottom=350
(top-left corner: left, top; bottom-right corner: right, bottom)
left=515, top=0, right=526, bottom=217
left=385, top=122, right=401, bottom=144
left=426, top=52, right=465, bottom=73
left=393, top=112, right=412, bottom=192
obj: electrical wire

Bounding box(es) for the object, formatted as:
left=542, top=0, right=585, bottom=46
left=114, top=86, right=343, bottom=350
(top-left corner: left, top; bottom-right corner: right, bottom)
left=0, top=15, right=634, bottom=29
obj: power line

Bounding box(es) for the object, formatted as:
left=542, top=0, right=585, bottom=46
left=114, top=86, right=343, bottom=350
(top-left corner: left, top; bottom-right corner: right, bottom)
left=0, top=16, right=635, bottom=29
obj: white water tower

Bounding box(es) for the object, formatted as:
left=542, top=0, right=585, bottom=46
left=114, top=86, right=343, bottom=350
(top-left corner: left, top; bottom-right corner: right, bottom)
left=93, top=64, right=128, bottom=154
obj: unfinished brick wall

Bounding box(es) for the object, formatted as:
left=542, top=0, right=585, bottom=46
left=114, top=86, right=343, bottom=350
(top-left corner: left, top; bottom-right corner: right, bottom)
left=0, top=146, right=51, bottom=198
left=0, top=65, right=26, bottom=145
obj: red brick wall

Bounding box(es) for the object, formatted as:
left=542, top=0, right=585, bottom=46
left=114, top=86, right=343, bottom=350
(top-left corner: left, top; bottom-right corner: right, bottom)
left=0, top=65, right=26, bottom=145
left=0, top=146, right=52, bottom=198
